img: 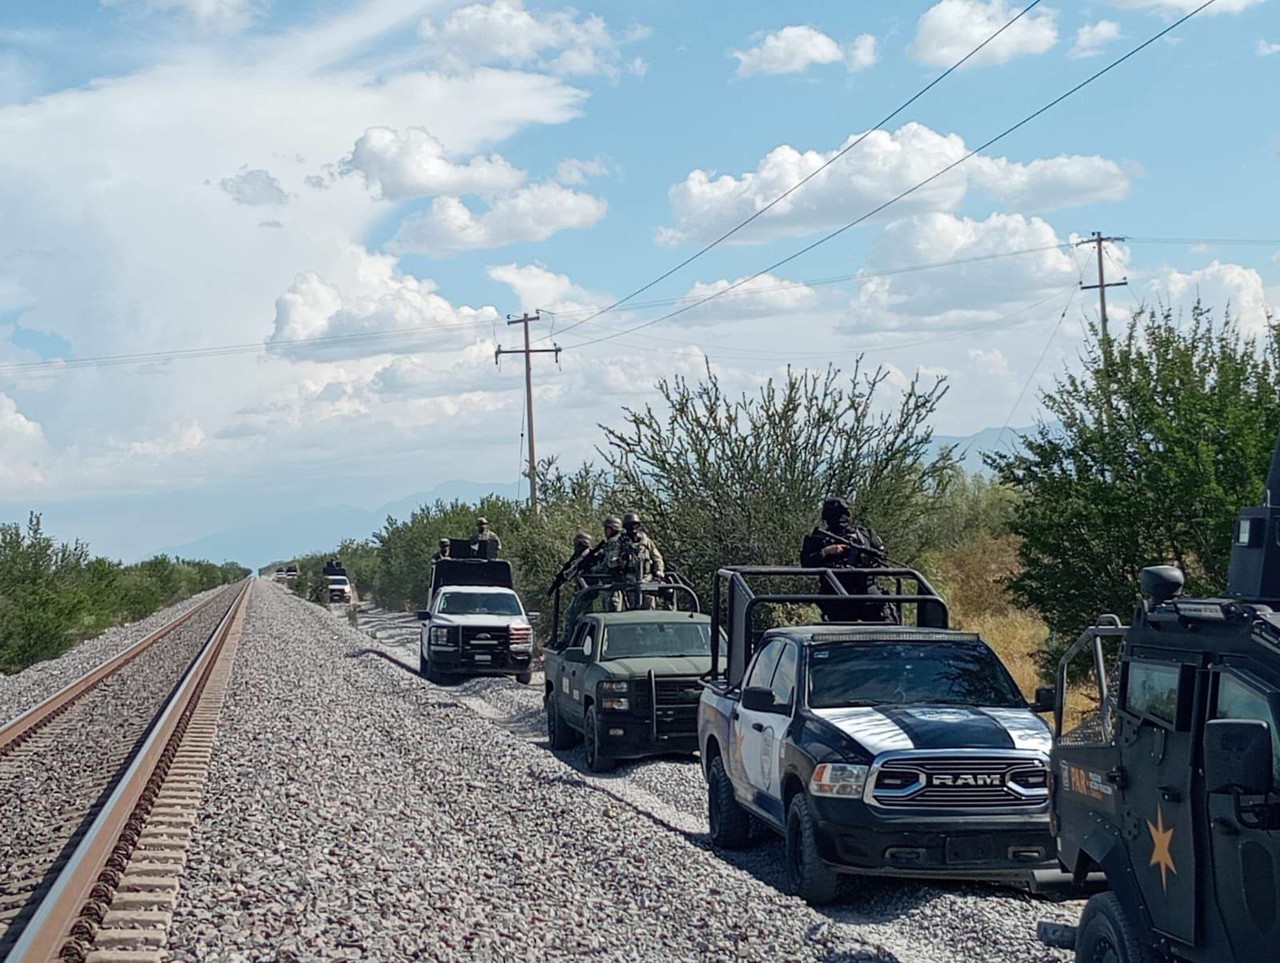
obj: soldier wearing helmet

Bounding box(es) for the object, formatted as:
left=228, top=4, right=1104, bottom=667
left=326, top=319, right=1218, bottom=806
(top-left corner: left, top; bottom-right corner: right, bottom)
left=470, top=516, right=501, bottom=554
left=800, top=495, right=895, bottom=623
left=619, top=511, right=665, bottom=586
left=431, top=538, right=451, bottom=562
left=548, top=531, right=594, bottom=597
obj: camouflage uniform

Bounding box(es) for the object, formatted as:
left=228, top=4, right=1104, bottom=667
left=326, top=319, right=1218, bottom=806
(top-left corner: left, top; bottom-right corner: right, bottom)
left=619, top=513, right=665, bottom=609
left=470, top=517, right=502, bottom=554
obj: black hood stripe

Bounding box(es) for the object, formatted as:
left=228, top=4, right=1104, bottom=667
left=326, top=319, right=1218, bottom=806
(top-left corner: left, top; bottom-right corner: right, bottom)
left=874, top=706, right=1016, bottom=750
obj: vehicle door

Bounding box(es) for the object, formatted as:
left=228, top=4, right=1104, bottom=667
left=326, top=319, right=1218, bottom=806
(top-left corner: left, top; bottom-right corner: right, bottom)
left=731, top=639, right=794, bottom=825
left=559, top=622, right=597, bottom=728
left=1205, top=668, right=1280, bottom=962
left=1114, top=656, right=1198, bottom=946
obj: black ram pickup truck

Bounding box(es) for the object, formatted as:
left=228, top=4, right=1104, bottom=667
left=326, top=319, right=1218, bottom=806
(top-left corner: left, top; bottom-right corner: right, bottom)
left=698, top=566, right=1056, bottom=904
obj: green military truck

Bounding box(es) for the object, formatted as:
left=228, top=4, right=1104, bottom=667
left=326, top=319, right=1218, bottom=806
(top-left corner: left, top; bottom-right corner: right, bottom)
left=543, top=579, right=716, bottom=772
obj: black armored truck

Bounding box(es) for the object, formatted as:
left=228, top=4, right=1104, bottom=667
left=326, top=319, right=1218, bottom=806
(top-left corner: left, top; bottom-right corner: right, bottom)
left=698, top=565, right=1058, bottom=904
left=1039, top=437, right=1280, bottom=963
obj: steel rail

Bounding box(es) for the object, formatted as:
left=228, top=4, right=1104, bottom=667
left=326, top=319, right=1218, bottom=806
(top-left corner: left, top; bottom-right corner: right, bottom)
left=4, top=579, right=251, bottom=962
left=0, top=583, right=239, bottom=757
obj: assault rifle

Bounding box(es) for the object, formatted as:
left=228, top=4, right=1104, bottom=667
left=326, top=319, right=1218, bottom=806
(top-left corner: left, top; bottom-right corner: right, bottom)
left=812, top=528, right=891, bottom=567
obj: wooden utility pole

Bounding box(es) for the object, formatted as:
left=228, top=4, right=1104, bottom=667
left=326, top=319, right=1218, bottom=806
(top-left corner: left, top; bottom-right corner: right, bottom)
left=1078, top=232, right=1128, bottom=343
left=495, top=311, right=560, bottom=512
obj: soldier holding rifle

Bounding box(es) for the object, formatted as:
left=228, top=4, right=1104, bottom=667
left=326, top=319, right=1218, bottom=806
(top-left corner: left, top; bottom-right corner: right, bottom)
left=800, top=496, right=896, bottom=623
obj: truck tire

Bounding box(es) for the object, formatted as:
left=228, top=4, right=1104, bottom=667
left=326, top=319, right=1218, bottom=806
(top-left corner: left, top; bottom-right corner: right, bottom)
left=421, top=649, right=449, bottom=685
left=516, top=669, right=533, bottom=685
left=786, top=794, right=839, bottom=906
left=707, top=755, right=751, bottom=849
left=546, top=693, right=576, bottom=750
left=1075, top=893, right=1157, bottom=963
left=584, top=706, right=615, bottom=773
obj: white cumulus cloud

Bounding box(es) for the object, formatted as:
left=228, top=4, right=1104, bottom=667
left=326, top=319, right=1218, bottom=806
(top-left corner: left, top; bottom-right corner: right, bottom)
left=418, top=0, right=646, bottom=78
left=658, top=124, right=1130, bottom=246
left=267, top=245, right=501, bottom=360
left=102, top=0, right=258, bottom=30
left=733, top=26, right=876, bottom=77
left=910, top=0, right=1058, bottom=67
left=678, top=273, right=822, bottom=325
left=1259, top=39, right=1280, bottom=56
left=388, top=182, right=607, bottom=256
left=341, top=127, right=525, bottom=201
left=1145, top=260, right=1273, bottom=336
left=967, top=346, right=1010, bottom=375
left=1071, top=20, right=1121, bottom=58
left=0, top=391, right=49, bottom=489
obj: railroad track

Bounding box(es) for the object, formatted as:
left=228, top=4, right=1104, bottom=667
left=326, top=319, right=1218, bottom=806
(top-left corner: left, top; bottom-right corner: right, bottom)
left=0, top=581, right=251, bottom=962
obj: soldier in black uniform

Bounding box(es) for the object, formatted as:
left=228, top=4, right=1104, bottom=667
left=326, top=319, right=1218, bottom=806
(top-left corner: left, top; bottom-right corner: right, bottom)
left=800, top=496, right=896, bottom=623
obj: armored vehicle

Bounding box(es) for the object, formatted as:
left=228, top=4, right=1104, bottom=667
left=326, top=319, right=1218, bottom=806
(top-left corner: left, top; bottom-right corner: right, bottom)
left=1039, top=437, right=1280, bottom=963
left=543, top=577, right=713, bottom=771
left=418, top=555, right=533, bottom=685
left=699, top=565, right=1057, bottom=905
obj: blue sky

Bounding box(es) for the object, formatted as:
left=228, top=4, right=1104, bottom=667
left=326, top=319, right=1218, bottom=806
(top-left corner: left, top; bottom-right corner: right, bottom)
left=0, top=0, right=1277, bottom=561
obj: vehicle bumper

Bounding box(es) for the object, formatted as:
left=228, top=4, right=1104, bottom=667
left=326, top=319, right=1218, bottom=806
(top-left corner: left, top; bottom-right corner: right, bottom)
left=809, top=797, right=1054, bottom=879
left=596, top=712, right=698, bottom=758
left=427, top=647, right=532, bottom=676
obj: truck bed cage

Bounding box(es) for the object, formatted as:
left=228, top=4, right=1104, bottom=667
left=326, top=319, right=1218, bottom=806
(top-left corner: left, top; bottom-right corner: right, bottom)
left=710, top=565, right=950, bottom=687
left=1051, top=614, right=1127, bottom=740
left=549, top=571, right=701, bottom=648
left=429, top=558, right=515, bottom=599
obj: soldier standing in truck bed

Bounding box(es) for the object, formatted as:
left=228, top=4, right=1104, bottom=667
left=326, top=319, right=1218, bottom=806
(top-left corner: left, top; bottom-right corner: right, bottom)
left=800, top=496, right=895, bottom=623
left=619, top=512, right=664, bottom=608
left=548, top=531, right=593, bottom=597
left=470, top=517, right=501, bottom=555
left=431, top=538, right=451, bottom=563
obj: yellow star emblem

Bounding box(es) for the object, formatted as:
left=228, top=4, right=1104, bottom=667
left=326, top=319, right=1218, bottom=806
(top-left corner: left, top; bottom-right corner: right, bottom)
left=1147, top=805, right=1177, bottom=893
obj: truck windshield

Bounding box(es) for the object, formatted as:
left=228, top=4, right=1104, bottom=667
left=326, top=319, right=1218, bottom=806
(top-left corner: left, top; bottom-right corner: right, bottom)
left=437, top=592, right=523, bottom=616
left=808, top=642, right=1024, bottom=709
left=600, top=622, right=714, bottom=660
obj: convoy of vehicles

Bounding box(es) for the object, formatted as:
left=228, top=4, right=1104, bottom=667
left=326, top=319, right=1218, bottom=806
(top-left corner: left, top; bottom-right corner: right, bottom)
left=1035, top=438, right=1280, bottom=963
left=418, top=551, right=534, bottom=685
left=543, top=578, right=715, bottom=771
left=697, top=565, right=1056, bottom=904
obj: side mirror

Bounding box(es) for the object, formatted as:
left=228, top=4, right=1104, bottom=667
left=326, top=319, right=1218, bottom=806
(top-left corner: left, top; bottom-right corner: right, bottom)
left=742, top=686, right=783, bottom=714
left=1204, top=719, right=1273, bottom=796
left=415, top=610, right=430, bottom=622
left=1031, top=686, right=1056, bottom=714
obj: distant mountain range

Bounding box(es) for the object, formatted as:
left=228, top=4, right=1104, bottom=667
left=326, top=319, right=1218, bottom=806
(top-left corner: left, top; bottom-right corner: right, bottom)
left=159, top=426, right=1036, bottom=567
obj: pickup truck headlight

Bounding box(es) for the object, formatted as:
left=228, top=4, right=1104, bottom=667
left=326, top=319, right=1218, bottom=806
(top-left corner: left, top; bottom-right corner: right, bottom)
left=809, top=763, right=869, bottom=798
left=599, top=680, right=628, bottom=694
left=429, top=626, right=454, bottom=647
left=602, top=697, right=630, bottom=711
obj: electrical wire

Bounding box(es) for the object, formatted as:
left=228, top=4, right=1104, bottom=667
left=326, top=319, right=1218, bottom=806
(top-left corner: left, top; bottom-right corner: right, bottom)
left=543, top=0, right=1050, bottom=340
left=539, top=242, right=1073, bottom=320
left=991, top=286, right=1079, bottom=453
left=566, top=0, right=1222, bottom=352
left=1128, top=236, right=1280, bottom=247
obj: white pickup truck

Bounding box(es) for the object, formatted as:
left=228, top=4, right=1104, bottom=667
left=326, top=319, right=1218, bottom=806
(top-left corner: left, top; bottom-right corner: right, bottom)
left=418, top=559, right=533, bottom=685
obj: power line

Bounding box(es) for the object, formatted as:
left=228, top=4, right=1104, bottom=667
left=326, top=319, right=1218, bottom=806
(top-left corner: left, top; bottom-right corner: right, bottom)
left=567, top=0, right=1222, bottom=352
left=539, top=242, right=1073, bottom=320
left=544, top=0, right=1050, bottom=340
left=1128, top=236, right=1280, bottom=247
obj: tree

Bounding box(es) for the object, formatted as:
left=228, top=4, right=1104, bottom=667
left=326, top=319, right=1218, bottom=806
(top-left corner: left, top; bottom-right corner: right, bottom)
left=598, top=361, right=954, bottom=596
left=991, top=303, right=1280, bottom=647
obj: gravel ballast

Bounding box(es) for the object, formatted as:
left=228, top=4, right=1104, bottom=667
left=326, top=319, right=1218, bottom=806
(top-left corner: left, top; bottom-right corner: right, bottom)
left=167, top=586, right=1079, bottom=962
left=0, top=585, right=234, bottom=727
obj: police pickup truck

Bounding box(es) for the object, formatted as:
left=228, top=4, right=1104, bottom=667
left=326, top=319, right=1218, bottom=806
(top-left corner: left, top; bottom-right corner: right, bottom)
left=1039, top=434, right=1280, bottom=963
left=418, top=551, right=533, bottom=685
left=699, top=565, right=1056, bottom=904
left=544, top=578, right=714, bottom=771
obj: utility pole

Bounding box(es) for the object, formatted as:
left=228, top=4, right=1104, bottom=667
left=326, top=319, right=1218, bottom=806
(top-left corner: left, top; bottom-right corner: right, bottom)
left=1078, top=232, right=1128, bottom=344
left=495, top=311, right=560, bottom=512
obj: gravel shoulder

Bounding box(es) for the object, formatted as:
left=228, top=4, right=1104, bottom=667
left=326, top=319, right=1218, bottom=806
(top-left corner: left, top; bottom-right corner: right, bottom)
left=0, top=585, right=232, bottom=728
left=168, top=586, right=1078, bottom=962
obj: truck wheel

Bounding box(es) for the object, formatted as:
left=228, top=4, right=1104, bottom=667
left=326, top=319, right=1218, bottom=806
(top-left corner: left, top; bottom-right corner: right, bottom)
left=516, top=669, right=533, bottom=685
left=584, top=706, right=615, bottom=773
left=1075, top=893, right=1157, bottom=963
left=786, top=794, right=839, bottom=906
left=545, top=694, right=575, bottom=750
left=421, top=650, right=448, bottom=685
left=707, top=755, right=751, bottom=849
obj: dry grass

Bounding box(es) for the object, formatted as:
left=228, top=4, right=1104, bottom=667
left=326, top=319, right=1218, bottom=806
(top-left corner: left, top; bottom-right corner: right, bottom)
left=926, top=531, right=1049, bottom=699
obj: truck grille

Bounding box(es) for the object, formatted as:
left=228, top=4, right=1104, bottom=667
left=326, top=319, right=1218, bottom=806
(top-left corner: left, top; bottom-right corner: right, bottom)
left=633, top=675, right=702, bottom=739
left=460, top=626, right=508, bottom=646
left=870, top=754, right=1048, bottom=809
